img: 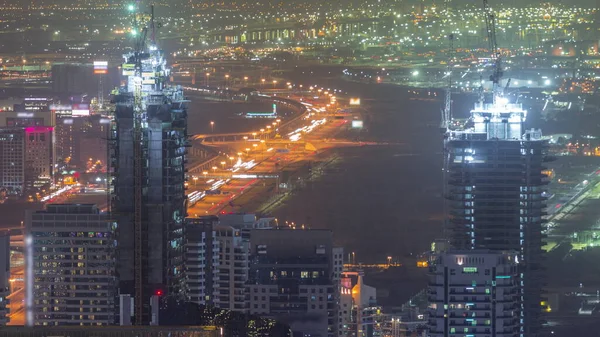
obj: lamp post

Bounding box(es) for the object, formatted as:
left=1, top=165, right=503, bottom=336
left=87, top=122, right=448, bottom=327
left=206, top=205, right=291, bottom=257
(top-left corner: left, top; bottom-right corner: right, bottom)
left=229, top=156, right=235, bottom=165
left=243, top=136, right=248, bottom=143
left=202, top=171, right=208, bottom=180
left=220, top=161, right=226, bottom=170
left=205, top=72, right=210, bottom=86
left=210, top=121, right=214, bottom=133
left=212, top=166, right=217, bottom=173
left=261, top=78, right=265, bottom=87
left=245, top=148, right=250, bottom=155
left=252, top=132, right=257, bottom=140
left=260, top=128, right=265, bottom=139
left=225, top=74, right=230, bottom=87
left=193, top=176, right=198, bottom=186
left=272, top=80, right=277, bottom=88
left=244, top=76, right=249, bottom=85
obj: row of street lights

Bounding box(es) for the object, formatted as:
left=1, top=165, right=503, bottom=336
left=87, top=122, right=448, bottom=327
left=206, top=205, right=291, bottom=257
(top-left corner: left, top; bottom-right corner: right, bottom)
left=202, top=71, right=286, bottom=89
left=243, top=119, right=282, bottom=142
left=204, top=72, right=282, bottom=88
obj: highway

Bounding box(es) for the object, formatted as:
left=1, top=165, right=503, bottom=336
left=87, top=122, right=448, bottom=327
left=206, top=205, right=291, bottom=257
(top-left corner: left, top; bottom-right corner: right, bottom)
left=544, top=169, right=600, bottom=251
left=186, top=101, right=376, bottom=217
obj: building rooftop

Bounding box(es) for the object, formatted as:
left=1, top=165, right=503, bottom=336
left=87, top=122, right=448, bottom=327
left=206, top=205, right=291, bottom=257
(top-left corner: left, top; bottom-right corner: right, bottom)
left=42, top=204, right=100, bottom=214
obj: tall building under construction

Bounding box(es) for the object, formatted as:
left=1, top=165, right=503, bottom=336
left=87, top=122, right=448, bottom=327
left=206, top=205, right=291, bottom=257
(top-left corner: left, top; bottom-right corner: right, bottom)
left=442, top=99, right=549, bottom=336
left=109, top=24, right=189, bottom=324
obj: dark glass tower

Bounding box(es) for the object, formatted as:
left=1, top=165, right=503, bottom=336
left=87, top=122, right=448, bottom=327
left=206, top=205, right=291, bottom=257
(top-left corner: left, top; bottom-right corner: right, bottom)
left=110, top=44, right=189, bottom=324
left=443, top=100, right=549, bottom=337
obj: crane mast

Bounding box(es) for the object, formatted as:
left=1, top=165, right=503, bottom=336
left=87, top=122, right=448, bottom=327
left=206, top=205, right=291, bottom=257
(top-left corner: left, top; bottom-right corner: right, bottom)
left=483, top=0, right=503, bottom=104
left=441, top=34, right=454, bottom=132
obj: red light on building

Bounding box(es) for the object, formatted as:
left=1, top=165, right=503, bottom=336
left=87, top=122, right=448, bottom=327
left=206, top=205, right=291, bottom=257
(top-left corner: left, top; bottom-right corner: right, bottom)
left=155, top=290, right=163, bottom=296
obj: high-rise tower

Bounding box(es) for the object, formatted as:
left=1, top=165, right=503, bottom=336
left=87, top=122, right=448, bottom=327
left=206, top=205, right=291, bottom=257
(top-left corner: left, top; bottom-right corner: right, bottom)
left=428, top=250, right=521, bottom=337
left=109, top=5, right=189, bottom=325
left=441, top=98, right=549, bottom=337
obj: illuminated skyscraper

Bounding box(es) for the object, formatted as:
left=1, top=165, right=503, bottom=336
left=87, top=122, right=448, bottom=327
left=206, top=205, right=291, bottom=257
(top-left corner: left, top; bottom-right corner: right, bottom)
left=442, top=99, right=549, bottom=336
left=0, top=110, right=55, bottom=196
left=109, top=37, right=189, bottom=324
left=246, top=229, right=342, bottom=337
left=25, top=204, right=116, bottom=326
left=428, top=250, right=520, bottom=337
left=0, top=231, right=9, bottom=326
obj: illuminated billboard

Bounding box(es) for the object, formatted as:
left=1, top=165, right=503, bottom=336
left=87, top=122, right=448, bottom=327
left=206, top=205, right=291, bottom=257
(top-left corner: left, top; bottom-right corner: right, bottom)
left=122, top=63, right=135, bottom=76
left=93, top=61, right=108, bottom=75
left=72, top=104, right=90, bottom=116
left=50, top=104, right=72, bottom=116
left=351, top=120, right=363, bottom=129
left=349, top=98, right=361, bottom=106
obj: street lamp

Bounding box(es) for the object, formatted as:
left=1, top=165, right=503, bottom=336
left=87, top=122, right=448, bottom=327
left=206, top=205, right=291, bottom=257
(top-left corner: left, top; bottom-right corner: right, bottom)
left=220, top=161, right=226, bottom=170
left=272, top=80, right=277, bottom=88
left=261, top=78, right=266, bottom=87
left=212, top=166, right=217, bottom=173
left=387, top=256, right=392, bottom=265
left=245, top=148, right=250, bottom=155
left=193, top=176, right=198, bottom=185
left=210, top=121, right=214, bottom=133
left=244, top=76, right=249, bottom=84
left=252, top=132, right=257, bottom=140
left=229, top=156, right=235, bottom=165
left=243, top=136, right=248, bottom=143
left=225, top=74, right=230, bottom=86
left=260, top=128, right=265, bottom=138
left=260, top=140, right=266, bottom=159
left=205, top=72, right=210, bottom=86
left=202, top=171, right=208, bottom=179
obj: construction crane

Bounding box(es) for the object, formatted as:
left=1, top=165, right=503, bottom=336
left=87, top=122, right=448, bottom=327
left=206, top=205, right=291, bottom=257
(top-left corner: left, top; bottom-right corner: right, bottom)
left=441, top=33, right=454, bottom=132
left=482, top=0, right=506, bottom=103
